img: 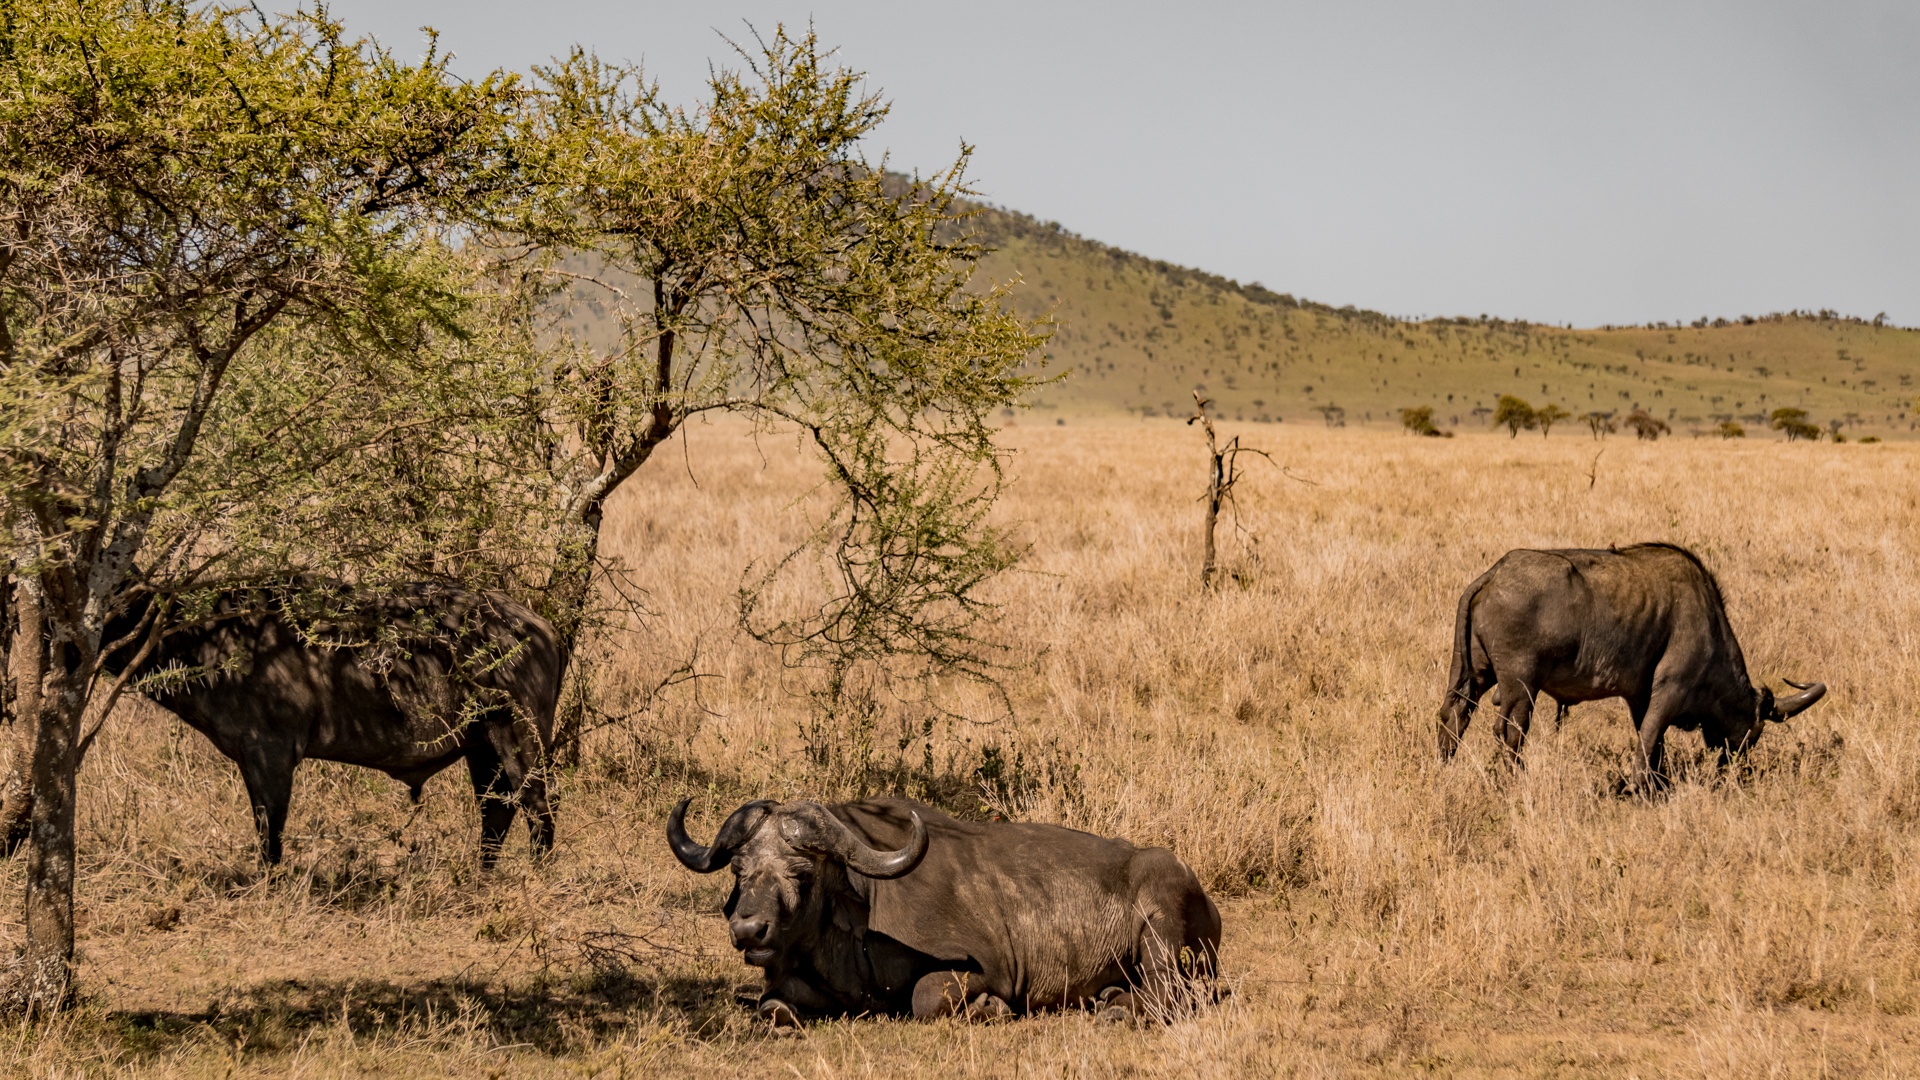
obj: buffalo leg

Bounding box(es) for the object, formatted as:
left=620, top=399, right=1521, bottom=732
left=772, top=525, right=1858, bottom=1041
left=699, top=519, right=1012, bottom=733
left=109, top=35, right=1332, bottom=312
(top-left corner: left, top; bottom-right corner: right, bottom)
left=236, top=747, right=297, bottom=866
left=1492, top=676, right=1536, bottom=765
left=759, top=975, right=835, bottom=1026
left=1625, top=694, right=1672, bottom=795
left=464, top=736, right=519, bottom=869
left=1437, top=667, right=1494, bottom=762
left=912, top=972, right=1011, bottom=1021
left=501, top=715, right=554, bottom=859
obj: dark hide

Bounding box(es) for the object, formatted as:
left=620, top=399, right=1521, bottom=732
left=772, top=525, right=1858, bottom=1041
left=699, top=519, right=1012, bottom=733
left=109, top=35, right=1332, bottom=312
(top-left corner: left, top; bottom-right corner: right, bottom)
left=669, top=796, right=1220, bottom=1024
left=1437, top=543, right=1826, bottom=789
left=107, top=582, right=559, bottom=866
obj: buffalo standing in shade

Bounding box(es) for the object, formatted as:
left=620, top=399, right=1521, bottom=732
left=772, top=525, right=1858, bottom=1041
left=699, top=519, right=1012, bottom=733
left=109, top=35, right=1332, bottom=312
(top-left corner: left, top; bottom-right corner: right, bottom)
left=667, top=796, right=1220, bottom=1024
left=108, top=582, right=559, bottom=866
left=1438, top=543, right=1825, bottom=789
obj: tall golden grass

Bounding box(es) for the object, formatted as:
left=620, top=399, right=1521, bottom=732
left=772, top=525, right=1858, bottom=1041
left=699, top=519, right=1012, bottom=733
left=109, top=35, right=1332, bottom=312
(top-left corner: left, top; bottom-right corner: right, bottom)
left=3, top=418, right=1917, bottom=1076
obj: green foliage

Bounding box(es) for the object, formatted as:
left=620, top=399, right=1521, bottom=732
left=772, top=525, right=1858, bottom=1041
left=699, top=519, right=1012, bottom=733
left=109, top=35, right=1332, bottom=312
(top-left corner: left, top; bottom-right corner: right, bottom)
left=0, top=0, right=528, bottom=600
left=1534, top=403, right=1571, bottom=436
left=1718, top=420, right=1746, bottom=438
left=1492, top=395, right=1536, bottom=437
left=1400, top=406, right=1438, bottom=436
left=519, top=29, right=1046, bottom=692
left=1770, top=408, right=1821, bottom=442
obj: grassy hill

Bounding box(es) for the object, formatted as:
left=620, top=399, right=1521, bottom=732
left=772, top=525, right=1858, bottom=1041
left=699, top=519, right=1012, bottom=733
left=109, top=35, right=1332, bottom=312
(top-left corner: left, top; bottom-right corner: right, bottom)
left=972, top=205, right=1920, bottom=438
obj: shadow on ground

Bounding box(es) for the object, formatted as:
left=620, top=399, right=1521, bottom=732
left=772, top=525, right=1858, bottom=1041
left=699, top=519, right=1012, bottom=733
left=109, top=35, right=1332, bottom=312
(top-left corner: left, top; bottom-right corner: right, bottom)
left=107, top=968, right=749, bottom=1059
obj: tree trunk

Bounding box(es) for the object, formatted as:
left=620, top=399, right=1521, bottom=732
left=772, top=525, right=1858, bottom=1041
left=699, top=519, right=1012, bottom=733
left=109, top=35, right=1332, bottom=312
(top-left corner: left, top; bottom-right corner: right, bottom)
left=541, top=518, right=601, bottom=768
left=1, top=582, right=44, bottom=856
left=20, top=648, right=82, bottom=1016
left=1201, top=452, right=1222, bottom=589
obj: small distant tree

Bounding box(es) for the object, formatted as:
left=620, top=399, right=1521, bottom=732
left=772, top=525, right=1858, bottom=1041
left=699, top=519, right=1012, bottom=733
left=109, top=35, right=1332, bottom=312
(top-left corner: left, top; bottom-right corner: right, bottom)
left=1188, top=392, right=1271, bottom=589
left=1583, top=410, right=1617, bottom=439
left=1826, top=419, right=1847, bottom=443
left=1534, top=403, right=1571, bottom=437
left=1770, top=408, right=1821, bottom=442
left=1718, top=420, right=1746, bottom=438
left=1400, top=405, right=1439, bottom=436
left=1624, top=409, right=1671, bottom=441
left=1313, top=404, right=1346, bottom=428
left=1493, top=395, right=1537, bottom=438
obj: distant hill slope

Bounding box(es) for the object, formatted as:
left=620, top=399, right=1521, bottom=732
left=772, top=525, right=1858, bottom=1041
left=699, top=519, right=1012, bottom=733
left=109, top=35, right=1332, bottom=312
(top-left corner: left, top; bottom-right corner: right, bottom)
left=971, top=205, right=1920, bottom=437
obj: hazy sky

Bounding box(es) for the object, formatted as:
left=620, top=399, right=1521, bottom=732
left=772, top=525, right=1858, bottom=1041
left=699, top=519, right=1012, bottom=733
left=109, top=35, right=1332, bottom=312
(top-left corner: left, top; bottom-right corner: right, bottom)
left=325, top=1, right=1919, bottom=327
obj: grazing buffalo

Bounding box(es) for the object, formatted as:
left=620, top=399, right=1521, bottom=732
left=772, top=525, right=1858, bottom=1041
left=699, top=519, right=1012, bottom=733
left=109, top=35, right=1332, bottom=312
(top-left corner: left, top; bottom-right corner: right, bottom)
left=109, top=582, right=559, bottom=866
left=667, top=796, right=1220, bottom=1024
left=1438, top=543, right=1826, bottom=789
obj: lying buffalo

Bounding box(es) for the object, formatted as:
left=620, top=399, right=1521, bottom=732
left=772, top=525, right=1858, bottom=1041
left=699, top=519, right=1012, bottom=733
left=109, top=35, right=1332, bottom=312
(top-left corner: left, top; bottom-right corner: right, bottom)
left=108, top=582, right=559, bottom=866
left=1438, top=543, right=1826, bottom=789
left=668, top=796, right=1220, bottom=1024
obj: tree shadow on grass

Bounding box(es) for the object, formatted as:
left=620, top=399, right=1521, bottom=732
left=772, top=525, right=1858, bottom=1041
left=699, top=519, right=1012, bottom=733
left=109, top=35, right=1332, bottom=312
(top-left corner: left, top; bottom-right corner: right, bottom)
left=107, top=968, right=752, bottom=1060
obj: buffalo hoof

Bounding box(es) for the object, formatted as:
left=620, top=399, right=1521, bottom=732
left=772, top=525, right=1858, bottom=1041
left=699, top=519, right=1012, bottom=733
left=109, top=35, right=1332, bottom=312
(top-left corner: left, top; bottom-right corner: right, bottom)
left=1097, top=985, right=1140, bottom=1024
left=912, top=972, right=1012, bottom=1022
left=964, top=993, right=1012, bottom=1023
left=756, top=997, right=803, bottom=1031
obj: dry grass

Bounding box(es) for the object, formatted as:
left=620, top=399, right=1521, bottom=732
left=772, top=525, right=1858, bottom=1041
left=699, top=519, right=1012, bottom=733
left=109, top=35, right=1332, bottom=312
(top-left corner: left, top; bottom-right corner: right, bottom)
left=4, top=417, right=1919, bottom=1076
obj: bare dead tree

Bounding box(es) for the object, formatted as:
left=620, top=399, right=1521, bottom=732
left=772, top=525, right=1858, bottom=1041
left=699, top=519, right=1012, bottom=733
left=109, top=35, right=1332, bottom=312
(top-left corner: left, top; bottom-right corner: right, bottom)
left=1188, top=391, right=1274, bottom=590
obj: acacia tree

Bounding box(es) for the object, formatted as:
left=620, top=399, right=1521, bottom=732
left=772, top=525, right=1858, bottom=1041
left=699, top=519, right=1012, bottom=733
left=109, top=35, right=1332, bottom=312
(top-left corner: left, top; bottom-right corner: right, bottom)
left=0, top=1, right=527, bottom=1013
left=1492, top=395, right=1536, bottom=437
left=512, top=31, right=1045, bottom=748
left=1624, top=408, right=1671, bottom=440
left=1534, top=403, right=1571, bottom=437
left=1769, top=407, right=1820, bottom=442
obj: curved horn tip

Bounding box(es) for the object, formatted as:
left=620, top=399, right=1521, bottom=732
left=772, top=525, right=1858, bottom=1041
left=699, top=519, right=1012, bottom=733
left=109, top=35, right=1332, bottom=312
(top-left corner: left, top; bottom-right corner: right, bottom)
left=847, top=810, right=929, bottom=880
left=1773, top=679, right=1827, bottom=720
left=666, top=797, right=726, bottom=873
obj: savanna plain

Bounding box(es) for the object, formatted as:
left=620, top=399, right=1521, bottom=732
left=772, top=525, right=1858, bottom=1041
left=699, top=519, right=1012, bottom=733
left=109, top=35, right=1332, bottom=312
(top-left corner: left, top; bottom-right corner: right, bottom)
left=3, top=418, right=1917, bottom=1077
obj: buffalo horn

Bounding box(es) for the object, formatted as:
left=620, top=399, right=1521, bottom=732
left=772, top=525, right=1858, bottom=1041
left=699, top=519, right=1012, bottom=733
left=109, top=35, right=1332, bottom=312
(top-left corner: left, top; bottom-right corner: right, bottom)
left=667, top=798, right=774, bottom=873
left=1773, top=680, right=1827, bottom=719
left=816, top=807, right=929, bottom=879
